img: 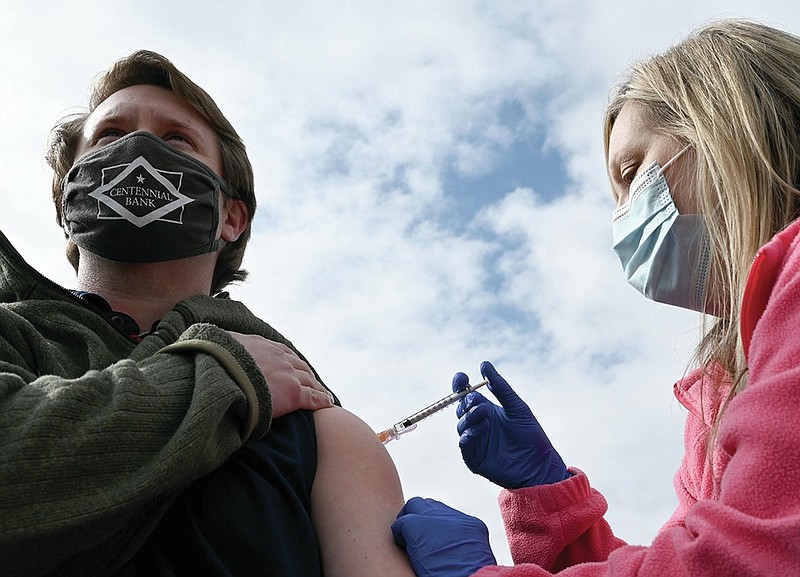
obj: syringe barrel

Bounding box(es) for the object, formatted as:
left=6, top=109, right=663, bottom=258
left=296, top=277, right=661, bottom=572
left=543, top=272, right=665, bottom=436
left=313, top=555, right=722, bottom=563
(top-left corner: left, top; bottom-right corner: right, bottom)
left=377, top=379, right=488, bottom=444
left=402, top=379, right=488, bottom=427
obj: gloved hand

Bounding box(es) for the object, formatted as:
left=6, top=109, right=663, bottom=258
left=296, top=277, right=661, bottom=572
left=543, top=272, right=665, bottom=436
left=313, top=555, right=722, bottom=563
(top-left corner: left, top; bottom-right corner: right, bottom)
left=391, top=497, right=496, bottom=577
left=454, top=360, right=570, bottom=489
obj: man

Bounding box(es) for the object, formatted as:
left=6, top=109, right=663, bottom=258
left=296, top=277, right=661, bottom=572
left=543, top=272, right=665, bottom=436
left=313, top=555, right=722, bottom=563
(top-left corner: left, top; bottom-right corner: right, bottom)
left=1, top=50, right=414, bottom=577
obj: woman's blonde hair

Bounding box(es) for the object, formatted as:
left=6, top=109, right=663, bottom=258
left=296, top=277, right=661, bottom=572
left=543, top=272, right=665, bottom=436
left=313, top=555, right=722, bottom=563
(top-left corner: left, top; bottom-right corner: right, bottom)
left=46, top=50, right=256, bottom=294
left=604, top=20, right=800, bottom=423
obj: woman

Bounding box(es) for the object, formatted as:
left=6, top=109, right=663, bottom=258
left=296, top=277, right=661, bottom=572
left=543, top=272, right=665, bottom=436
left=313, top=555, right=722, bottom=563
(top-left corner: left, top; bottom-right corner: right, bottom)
left=391, top=19, right=800, bottom=576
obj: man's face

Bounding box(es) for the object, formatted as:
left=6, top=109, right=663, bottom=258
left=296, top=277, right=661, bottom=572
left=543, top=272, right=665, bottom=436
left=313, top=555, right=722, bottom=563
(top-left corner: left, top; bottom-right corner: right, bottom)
left=69, top=83, right=248, bottom=261
left=75, top=83, right=223, bottom=177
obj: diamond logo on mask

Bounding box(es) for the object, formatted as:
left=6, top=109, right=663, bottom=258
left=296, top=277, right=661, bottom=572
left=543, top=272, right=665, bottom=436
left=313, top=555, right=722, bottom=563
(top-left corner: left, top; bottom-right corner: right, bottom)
left=88, top=155, right=194, bottom=228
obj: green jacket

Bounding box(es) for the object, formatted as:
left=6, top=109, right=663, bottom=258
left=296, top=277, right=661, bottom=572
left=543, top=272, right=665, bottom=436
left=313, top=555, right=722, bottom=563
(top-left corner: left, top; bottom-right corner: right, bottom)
left=0, top=230, right=327, bottom=576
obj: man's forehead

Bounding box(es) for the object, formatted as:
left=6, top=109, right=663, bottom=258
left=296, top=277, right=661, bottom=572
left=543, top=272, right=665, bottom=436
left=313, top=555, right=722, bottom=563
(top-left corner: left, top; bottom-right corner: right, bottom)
left=89, top=84, right=207, bottom=126
left=76, top=83, right=223, bottom=173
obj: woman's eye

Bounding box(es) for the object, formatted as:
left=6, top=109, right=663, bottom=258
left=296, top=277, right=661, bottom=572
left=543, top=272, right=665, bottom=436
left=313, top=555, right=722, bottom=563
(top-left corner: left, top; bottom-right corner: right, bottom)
left=621, top=165, right=639, bottom=185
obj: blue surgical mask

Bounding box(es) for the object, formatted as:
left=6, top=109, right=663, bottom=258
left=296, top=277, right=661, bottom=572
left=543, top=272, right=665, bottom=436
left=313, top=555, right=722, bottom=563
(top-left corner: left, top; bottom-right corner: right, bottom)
left=611, top=148, right=710, bottom=312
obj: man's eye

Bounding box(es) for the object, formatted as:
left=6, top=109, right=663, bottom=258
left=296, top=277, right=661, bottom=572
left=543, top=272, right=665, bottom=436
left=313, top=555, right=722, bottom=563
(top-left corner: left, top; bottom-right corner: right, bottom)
left=95, top=129, right=125, bottom=145
left=165, top=133, right=191, bottom=145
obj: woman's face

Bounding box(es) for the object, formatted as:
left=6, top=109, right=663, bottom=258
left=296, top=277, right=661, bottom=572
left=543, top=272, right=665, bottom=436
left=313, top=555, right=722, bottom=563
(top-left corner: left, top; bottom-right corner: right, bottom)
left=607, top=101, right=696, bottom=214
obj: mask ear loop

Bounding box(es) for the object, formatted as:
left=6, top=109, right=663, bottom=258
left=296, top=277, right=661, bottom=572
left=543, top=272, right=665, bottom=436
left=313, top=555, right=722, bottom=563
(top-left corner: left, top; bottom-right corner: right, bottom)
left=657, top=144, right=693, bottom=216
left=659, top=144, right=692, bottom=174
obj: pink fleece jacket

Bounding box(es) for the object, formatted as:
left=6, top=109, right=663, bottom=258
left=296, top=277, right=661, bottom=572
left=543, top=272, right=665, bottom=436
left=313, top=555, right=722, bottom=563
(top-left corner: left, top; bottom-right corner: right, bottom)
left=475, top=219, right=800, bottom=576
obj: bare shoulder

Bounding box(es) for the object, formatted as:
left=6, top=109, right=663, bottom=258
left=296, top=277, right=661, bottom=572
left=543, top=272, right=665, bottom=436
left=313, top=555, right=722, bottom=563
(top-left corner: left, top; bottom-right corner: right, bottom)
left=313, top=405, right=384, bottom=450
left=311, top=406, right=415, bottom=577
left=313, top=406, right=401, bottom=485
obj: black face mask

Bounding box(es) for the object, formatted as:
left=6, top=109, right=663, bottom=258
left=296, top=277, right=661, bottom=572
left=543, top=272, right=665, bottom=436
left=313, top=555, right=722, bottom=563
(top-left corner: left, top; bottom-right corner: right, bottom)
left=62, top=131, right=233, bottom=263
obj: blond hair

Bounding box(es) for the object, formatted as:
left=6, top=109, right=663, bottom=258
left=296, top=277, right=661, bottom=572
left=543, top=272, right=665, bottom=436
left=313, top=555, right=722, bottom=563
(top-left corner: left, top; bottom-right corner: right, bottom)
left=46, top=50, right=256, bottom=294
left=604, top=19, right=800, bottom=424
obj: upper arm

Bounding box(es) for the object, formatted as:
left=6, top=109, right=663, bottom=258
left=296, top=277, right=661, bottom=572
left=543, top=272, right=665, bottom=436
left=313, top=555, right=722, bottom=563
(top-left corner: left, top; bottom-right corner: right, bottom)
left=0, top=310, right=254, bottom=575
left=311, top=406, right=415, bottom=577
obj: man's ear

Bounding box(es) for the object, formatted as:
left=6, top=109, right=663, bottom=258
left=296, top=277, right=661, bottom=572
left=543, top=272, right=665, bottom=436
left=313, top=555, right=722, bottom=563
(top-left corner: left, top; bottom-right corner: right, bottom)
left=220, top=198, right=249, bottom=242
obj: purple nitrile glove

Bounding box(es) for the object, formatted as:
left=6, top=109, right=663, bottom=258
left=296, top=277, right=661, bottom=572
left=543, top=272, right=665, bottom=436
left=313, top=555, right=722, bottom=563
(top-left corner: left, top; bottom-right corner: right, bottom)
left=391, top=497, right=496, bottom=577
left=454, top=361, right=570, bottom=489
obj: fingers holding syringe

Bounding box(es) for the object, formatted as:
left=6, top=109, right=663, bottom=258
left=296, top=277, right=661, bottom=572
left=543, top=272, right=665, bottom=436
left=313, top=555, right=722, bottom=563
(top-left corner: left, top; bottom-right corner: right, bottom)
left=456, top=401, right=492, bottom=468
left=452, top=372, right=471, bottom=418
left=451, top=372, right=490, bottom=419
left=480, top=361, right=535, bottom=421
left=451, top=372, right=470, bottom=393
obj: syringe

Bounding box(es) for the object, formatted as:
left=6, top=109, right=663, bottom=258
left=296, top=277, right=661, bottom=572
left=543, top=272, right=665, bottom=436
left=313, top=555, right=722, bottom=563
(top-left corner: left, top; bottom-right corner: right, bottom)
left=377, top=379, right=489, bottom=444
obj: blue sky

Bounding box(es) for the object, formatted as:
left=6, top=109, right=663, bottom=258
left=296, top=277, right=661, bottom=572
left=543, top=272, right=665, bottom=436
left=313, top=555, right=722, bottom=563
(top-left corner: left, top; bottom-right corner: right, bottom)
left=2, top=0, right=798, bottom=565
